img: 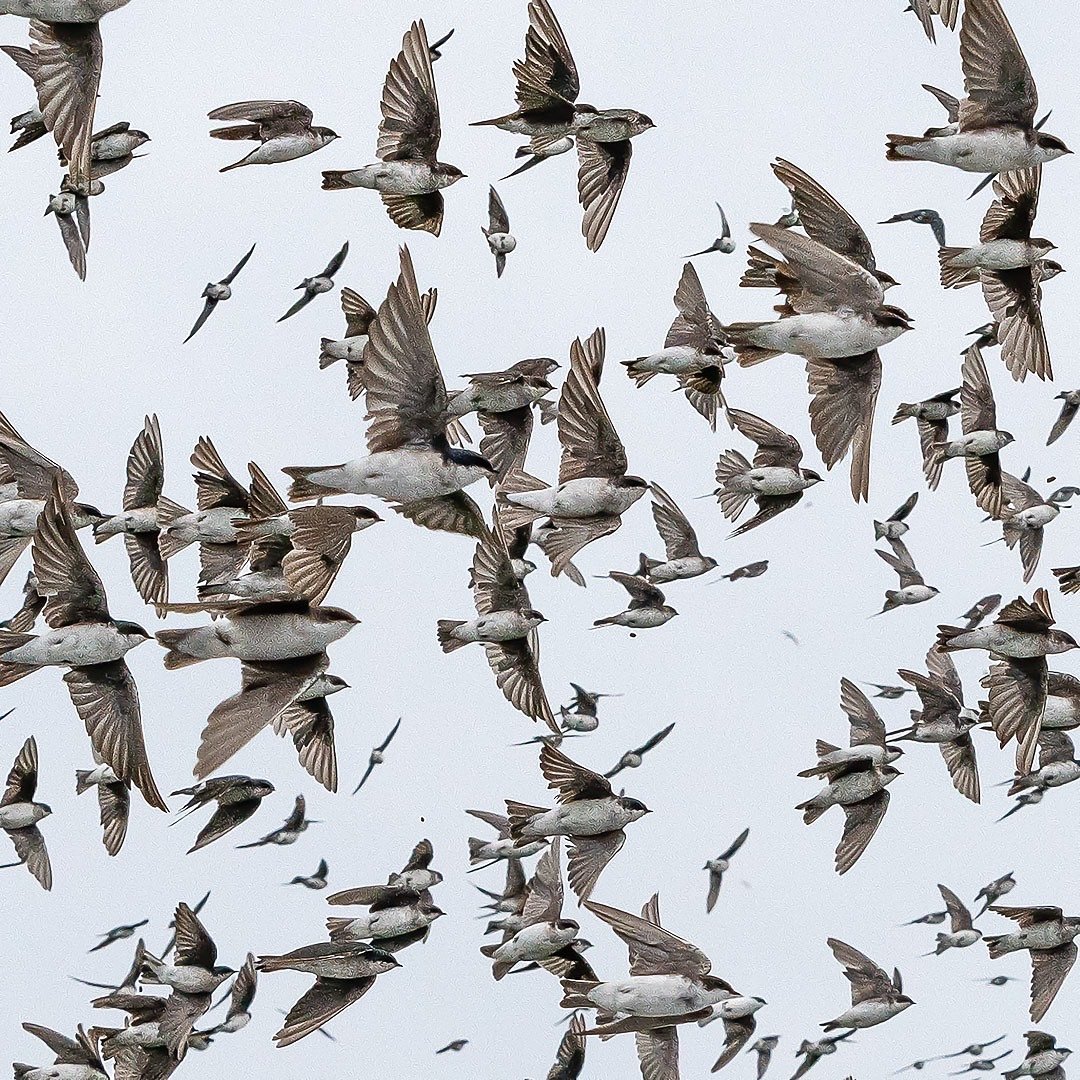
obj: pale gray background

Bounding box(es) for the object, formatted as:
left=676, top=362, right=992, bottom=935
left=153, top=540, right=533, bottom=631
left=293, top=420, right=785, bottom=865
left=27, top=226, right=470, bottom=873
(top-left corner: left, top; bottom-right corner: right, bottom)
left=0, top=1, right=1077, bottom=1077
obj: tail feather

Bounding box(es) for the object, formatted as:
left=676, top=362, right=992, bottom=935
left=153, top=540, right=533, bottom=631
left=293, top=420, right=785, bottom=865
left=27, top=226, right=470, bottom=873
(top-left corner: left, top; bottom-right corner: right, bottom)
left=983, top=934, right=1008, bottom=959
left=75, top=769, right=95, bottom=795
left=504, top=799, right=547, bottom=837
left=723, top=323, right=781, bottom=367
left=154, top=629, right=206, bottom=670
left=479, top=943, right=500, bottom=959
left=282, top=466, right=347, bottom=502
left=156, top=496, right=191, bottom=526
left=892, top=403, right=918, bottom=425
left=496, top=471, right=549, bottom=529
left=467, top=837, right=487, bottom=863
left=320, top=171, right=353, bottom=191
left=319, top=339, right=340, bottom=369
left=560, top=979, right=600, bottom=1010
left=935, top=625, right=964, bottom=651
left=938, top=247, right=979, bottom=289
left=622, top=360, right=657, bottom=387
left=437, top=620, right=469, bottom=653
left=796, top=799, right=829, bottom=825
left=325, top=917, right=354, bottom=942
left=886, top=133, right=926, bottom=160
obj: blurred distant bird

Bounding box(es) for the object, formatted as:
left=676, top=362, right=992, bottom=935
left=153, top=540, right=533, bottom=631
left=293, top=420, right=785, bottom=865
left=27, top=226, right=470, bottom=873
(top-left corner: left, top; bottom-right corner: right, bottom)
left=962, top=594, right=1002, bottom=630
left=278, top=242, right=349, bottom=322
left=1001, top=1031, right=1069, bottom=1079
left=904, top=910, right=948, bottom=926
left=991, top=472, right=1059, bottom=583
left=704, top=827, right=750, bottom=912
left=874, top=492, right=919, bottom=541
left=864, top=684, right=910, bottom=700
left=237, top=794, right=315, bottom=848
left=791, top=1030, right=855, bottom=1079
left=537, top=1013, right=585, bottom=1079
left=289, top=859, right=329, bottom=890
left=880, top=209, right=946, bottom=246
left=686, top=202, right=736, bottom=257
left=605, top=723, right=676, bottom=777
left=821, top=939, right=912, bottom=1030
left=928, top=884, right=983, bottom=954
left=184, top=244, right=256, bottom=343
left=437, top=1039, right=468, bottom=1054
left=321, top=21, right=465, bottom=235
left=951, top=1051, right=1011, bottom=1075
left=209, top=100, right=337, bottom=172
left=722, top=560, right=769, bottom=582
left=747, top=1035, right=779, bottom=1079
left=89, top=919, right=147, bottom=953
left=1047, top=390, right=1080, bottom=446
left=483, top=187, right=516, bottom=277
left=353, top=718, right=402, bottom=794
left=998, top=788, right=1043, bottom=822
left=905, top=0, right=957, bottom=43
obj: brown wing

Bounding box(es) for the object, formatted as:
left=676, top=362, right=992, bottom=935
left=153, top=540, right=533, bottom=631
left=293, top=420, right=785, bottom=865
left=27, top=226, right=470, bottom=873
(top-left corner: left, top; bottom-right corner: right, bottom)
left=1029, top=943, right=1076, bottom=1023
left=665, top=262, right=724, bottom=351
left=377, top=21, right=441, bottom=162
left=1, top=736, right=37, bottom=807
left=557, top=329, right=626, bottom=482
left=393, top=492, right=487, bottom=539
left=479, top=406, right=533, bottom=483
left=939, top=735, right=980, bottom=803
left=577, top=138, right=631, bottom=252
left=985, top=656, right=1047, bottom=774
left=513, top=0, right=580, bottom=112
left=380, top=192, right=445, bottom=236
left=585, top=898, right=713, bottom=977
left=836, top=791, right=890, bottom=875
left=363, top=246, right=449, bottom=452
left=981, top=268, right=1051, bottom=383
left=540, top=743, right=612, bottom=801
left=980, top=167, right=1040, bottom=242
left=64, top=661, right=166, bottom=811
left=171, top=902, right=218, bottom=969
left=273, top=977, right=375, bottom=1047
left=190, top=436, right=248, bottom=511
left=649, top=483, right=701, bottom=560
left=124, top=415, right=164, bottom=511
left=839, top=678, right=886, bottom=746
left=483, top=638, right=558, bottom=734
left=806, top=352, right=880, bottom=503
left=958, top=0, right=1038, bottom=131
left=727, top=409, right=803, bottom=470
left=10, top=825, right=52, bottom=890
left=635, top=1026, right=680, bottom=1080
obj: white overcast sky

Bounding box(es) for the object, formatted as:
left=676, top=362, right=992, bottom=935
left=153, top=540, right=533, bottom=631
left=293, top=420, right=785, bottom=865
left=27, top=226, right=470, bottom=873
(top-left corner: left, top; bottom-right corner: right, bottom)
left=1, top=1, right=1078, bottom=1078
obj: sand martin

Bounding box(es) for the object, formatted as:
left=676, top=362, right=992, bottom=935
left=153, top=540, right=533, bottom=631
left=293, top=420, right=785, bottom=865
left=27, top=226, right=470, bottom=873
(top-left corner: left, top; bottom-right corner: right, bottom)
left=236, top=793, right=315, bottom=847
left=593, top=573, right=677, bottom=631
left=0, top=484, right=163, bottom=811
left=91, top=415, right=169, bottom=606
left=928, top=884, right=983, bottom=954
left=797, top=691, right=902, bottom=873
left=721, top=560, right=769, bottom=582
left=500, top=328, right=647, bottom=574
left=437, top=1040, right=468, bottom=1055
left=472, top=0, right=653, bottom=250
left=277, top=241, right=349, bottom=322
left=206, top=953, right=257, bottom=1036
left=623, top=263, right=731, bottom=430
left=636, top=483, right=717, bottom=583
left=941, top=167, right=1054, bottom=381
left=992, top=471, right=1059, bottom=582
left=170, top=775, right=275, bottom=853
left=604, top=724, right=676, bottom=777
left=1008, top=731, right=1080, bottom=797
left=1002, top=1032, right=1071, bottom=1079
left=563, top=894, right=762, bottom=1076
left=0, top=0, right=134, bottom=193
left=329, top=839, right=442, bottom=910
left=892, top=646, right=981, bottom=803
left=951, top=1051, right=1011, bottom=1074
left=892, top=387, right=961, bottom=490
left=353, top=717, right=402, bottom=794
left=256, top=941, right=399, bottom=1047
left=507, top=743, right=649, bottom=902
left=999, top=788, right=1044, bottom=821
left=8, top=93, right=46, bottom=151
left=791, top=1031, right=854, bottom=1079
left=745, top=1035, right=780, bottom=1080
left=439, top=518, right=556, bottom=732
left=799, top=679, right=902, bottom=778
left=44, top=187, right=86, bottom=280
left=887, top=0, right=1070, bottom=174
left=934, top=344, right=1013, bottom=516
left=904, top=910, right=948, bottom=926
left=687, top=202, right=736, bottom=256
left=881, top=208, right=947, bottom=246
left=865, top=683, right=910, bottom=700
left=985, top=905, right=1080, bottom=1021
left=319, top=286, right=376, bottom=373
left=974, top=873, right=1017, bottom=917
left=483, top=186, right=516, bottom=277
left=0, top=735, right=51, bottom=889
left=321, top=21, right=464, bottom=235
left=704, top=827, right=749, bottom=913
left=138, top=902, right=235, bottom=1058
left=480, top=838, right=586, bottom=979
left=874, top=492, right=919, bottom=541
left=906, top=0, right=957, bottom=42
left=288, top=858, right=329, bottom=890
left=325, top=888, right=443, bottom=949
left=938, top=589, right=1077, bottom=773
left=209, top=99, right=336, bottom=172
left=14, top=1022, right=106, bottom=1080
left=822, top=939, right=912, bottom=1029
left=875, top=535, right=939, bottom=614
left=286, top=248, right=493, bottom=537
left=535, top=1014, right=585, bottom=1080
left=183, top=244, right=256, bottom=343
left=713, top=409, right=822, bottom=535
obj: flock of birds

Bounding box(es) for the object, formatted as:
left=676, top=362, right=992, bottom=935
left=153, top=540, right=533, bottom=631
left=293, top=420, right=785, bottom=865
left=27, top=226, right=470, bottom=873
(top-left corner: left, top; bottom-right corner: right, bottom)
left=1, top=0, right=1080, bottom=1077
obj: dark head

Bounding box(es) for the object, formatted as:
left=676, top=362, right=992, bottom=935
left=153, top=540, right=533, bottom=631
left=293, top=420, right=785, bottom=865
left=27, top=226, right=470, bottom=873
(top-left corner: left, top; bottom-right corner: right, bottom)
left=618, top=796, right=651, bottom=814
left=701, top=557, right=719, bottom=572
left=513, top=357, right=560, bottom=377
left=367, top=946, right=402, bottom=968
left=37, top=802, right=53, bottom=816
left=999, top=431, right=1016, bottom=446
left=752, top=996, right=768, bottom=1006
left=445, top=445, right=497, bottom=473
left=1050, top=629, right=1079, bottom=650
left=325, top=674, right=350, bottom=692
left=428, top=906, right=446, bottom=919
left=1036, top=132, right=1071, bottom=159
left=315, top=126, right=339, bottom=141
left=349, top=506, right=383, bottom=526
left=316, top=606, right=362, bottom=625
left=1040, top=260, right=1066, bottom=281
left=802, top=469, right=824, bottom=485
left=524, top=608, right=547, bottom=623
left=115, top=620, right=152, bottom=641
left=1032, top=238, right=1057, bottom=253
left=619, top=475, right=649, bottom=490
left=212, top=965, right=236, bottom=977
left=129, top=130, right=151, bottom=147
left=436, top=163, right=467, bottom=183
left=876, top=270, right=901, bottom=290
left=556, top=918, right=580, bottom=932
left=74, top=502, right=107, bottom=524
left=250, top=780, right=276, bottom=798
left=627, top=111, right=656, bottom=135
